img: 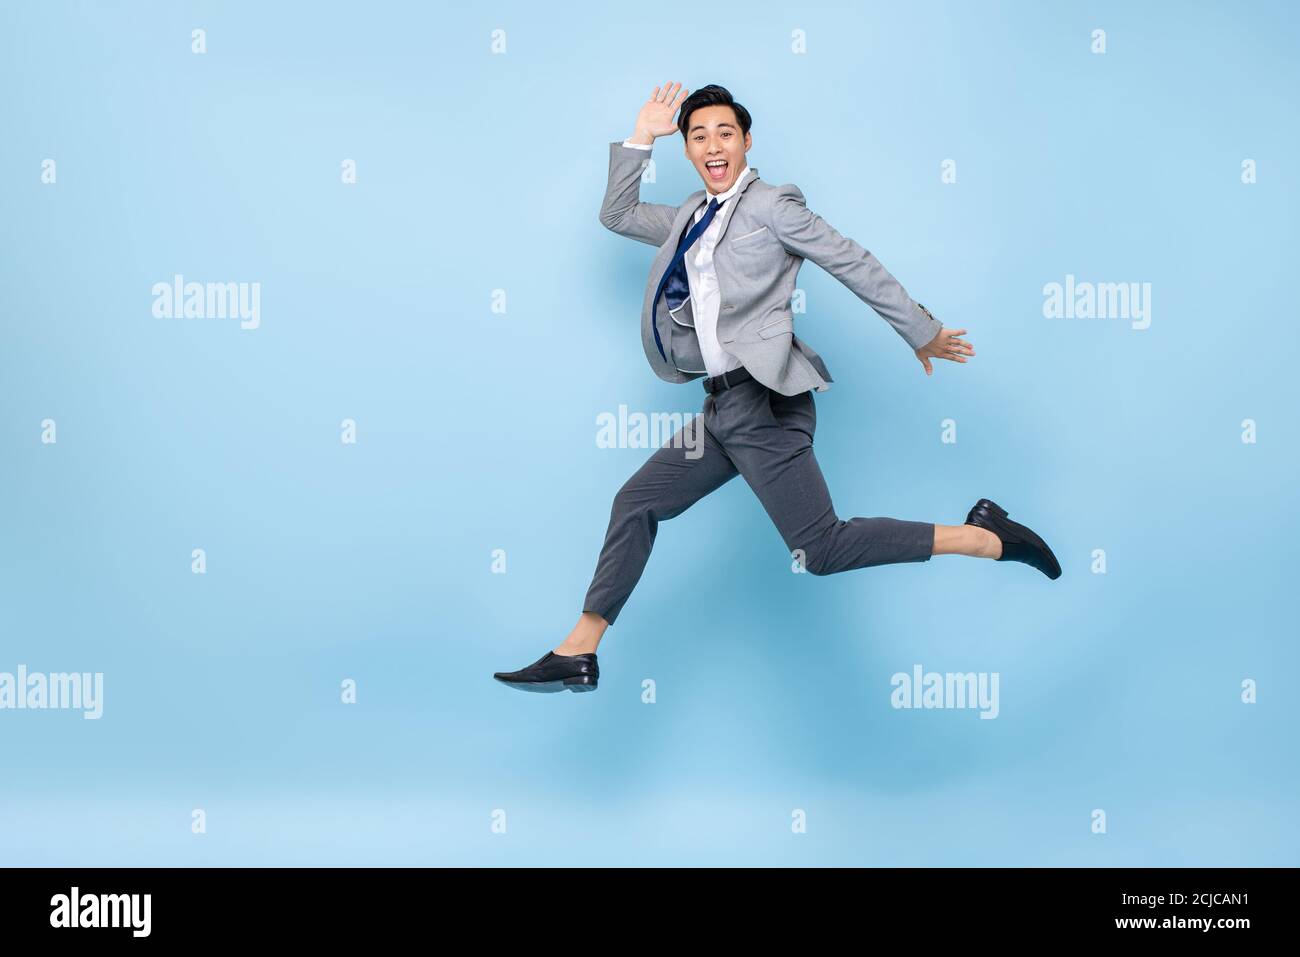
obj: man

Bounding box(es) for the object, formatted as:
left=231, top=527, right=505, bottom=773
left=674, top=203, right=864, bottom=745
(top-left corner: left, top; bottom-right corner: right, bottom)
left=495, top=82, right=1059, bottom=694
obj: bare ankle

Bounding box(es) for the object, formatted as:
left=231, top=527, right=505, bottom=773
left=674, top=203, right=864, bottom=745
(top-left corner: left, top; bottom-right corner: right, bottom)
left=554, top=613, right=608, bottom=656
left=555, top=638, right=598, bottom=656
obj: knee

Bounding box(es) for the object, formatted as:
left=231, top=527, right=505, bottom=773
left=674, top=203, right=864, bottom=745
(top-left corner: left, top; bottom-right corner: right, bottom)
left=796, top=545, right=830, bottom=576
left=798, top=521, right=848, bottom=576
left=612, top=482, right=641, bottom=513
left=612, top=484, right=656, bottom=525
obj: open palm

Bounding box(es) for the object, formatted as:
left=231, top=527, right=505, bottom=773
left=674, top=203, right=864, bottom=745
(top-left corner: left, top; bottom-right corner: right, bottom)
left=635, top=81, right=689, bottom=139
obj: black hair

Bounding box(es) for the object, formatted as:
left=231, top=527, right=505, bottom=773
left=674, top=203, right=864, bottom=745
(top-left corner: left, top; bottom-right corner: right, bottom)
left=677, top=85, right=752, bottom=139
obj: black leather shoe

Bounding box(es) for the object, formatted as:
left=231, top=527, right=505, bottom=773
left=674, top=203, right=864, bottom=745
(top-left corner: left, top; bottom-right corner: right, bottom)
left=964, top=498, right=1062, bottom=580
left=493, top=650, right=599, bottom=693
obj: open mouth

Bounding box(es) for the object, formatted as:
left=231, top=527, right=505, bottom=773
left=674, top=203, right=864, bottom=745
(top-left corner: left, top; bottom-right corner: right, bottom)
left=705, top=159, right=728, bottom=181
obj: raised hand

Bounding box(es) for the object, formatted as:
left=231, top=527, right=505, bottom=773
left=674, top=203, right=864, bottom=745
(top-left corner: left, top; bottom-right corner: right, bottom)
left=629, top=81, right=689, bottom=145
left=915, top=327, right=975, bottom=376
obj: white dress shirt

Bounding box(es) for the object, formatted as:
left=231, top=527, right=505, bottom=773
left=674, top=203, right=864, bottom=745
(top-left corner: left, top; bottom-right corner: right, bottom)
left=622, top=138, right=748, bottom=377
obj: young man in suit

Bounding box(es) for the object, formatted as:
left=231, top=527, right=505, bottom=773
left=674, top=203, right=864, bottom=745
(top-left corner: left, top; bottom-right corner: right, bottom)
left=495, top=83, right=1060, bottom=694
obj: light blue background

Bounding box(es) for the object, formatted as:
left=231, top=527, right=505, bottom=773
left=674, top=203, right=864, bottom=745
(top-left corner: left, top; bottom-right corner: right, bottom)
left=1, top=0, right=1296, bottom=865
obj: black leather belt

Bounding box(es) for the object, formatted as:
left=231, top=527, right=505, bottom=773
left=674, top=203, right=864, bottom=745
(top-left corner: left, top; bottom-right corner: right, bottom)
left=702, top=366, right=754, bottom=394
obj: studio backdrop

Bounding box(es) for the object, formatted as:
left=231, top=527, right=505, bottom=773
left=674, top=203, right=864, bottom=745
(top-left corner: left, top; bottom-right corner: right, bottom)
left=1, top=0, right=1296, bottom=865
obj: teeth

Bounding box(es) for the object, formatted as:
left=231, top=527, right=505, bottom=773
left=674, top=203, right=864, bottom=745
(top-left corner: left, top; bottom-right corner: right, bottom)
left=707, top=161, right=726, bottom=167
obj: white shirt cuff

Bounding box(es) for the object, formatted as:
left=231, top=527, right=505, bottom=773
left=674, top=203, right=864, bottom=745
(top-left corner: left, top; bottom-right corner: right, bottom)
left=621, top=138, right=652, bottom=150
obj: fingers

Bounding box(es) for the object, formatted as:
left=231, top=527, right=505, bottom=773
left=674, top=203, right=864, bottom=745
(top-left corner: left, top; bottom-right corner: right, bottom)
left=653, top=81, right=683, bottom=103
left=944, top=337, right=975, bottom=357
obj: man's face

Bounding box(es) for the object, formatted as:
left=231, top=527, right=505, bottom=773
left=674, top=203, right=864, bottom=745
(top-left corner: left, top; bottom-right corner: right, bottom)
left=683, top=104, right=752, bottom=194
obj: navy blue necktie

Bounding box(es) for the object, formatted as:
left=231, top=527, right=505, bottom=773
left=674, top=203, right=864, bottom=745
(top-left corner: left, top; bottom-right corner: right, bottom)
left=650, top=197, right=725, bottom=362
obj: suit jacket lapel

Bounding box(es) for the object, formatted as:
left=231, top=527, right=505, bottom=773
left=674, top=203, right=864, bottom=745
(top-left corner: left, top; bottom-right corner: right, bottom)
left=653, top=167, right=763, bottom=334
left=702, top=167, right=762, bottom=246
left=669, top=166, right=761, bottom=247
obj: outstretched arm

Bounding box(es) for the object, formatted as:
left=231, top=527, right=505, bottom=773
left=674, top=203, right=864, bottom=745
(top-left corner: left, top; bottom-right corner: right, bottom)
left=770, top=184, right=974, bottom=372
left=598, top=82, right=690, bottom=247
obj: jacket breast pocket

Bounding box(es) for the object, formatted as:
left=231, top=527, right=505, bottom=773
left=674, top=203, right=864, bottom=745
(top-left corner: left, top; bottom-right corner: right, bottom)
left=728, top=224, right=770, bottom=246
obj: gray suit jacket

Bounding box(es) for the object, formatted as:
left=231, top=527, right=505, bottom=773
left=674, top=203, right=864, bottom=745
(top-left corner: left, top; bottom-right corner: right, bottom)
left=598, top=140, right=942, bottom=395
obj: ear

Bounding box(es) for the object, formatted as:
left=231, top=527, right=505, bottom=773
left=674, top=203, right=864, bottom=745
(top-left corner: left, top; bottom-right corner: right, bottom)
left=744, top=131, right=752, bottom=152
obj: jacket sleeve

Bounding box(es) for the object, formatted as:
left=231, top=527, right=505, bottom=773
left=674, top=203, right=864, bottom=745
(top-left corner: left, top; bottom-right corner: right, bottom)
left=769, top=183, right=942, bottom=351
left=598, top=140, right=678, bottom=248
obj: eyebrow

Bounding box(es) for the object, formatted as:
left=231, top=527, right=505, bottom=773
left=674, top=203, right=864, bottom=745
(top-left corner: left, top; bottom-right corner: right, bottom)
left=690, top=122, right=737, bottom=134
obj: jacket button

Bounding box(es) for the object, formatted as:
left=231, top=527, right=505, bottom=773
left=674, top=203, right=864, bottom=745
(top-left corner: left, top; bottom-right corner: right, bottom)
left=723, top=304, right=734, bottom=311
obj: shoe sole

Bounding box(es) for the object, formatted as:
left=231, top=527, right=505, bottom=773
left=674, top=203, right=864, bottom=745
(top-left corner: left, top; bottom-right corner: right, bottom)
left=493, top=675, right=598, bottom=693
